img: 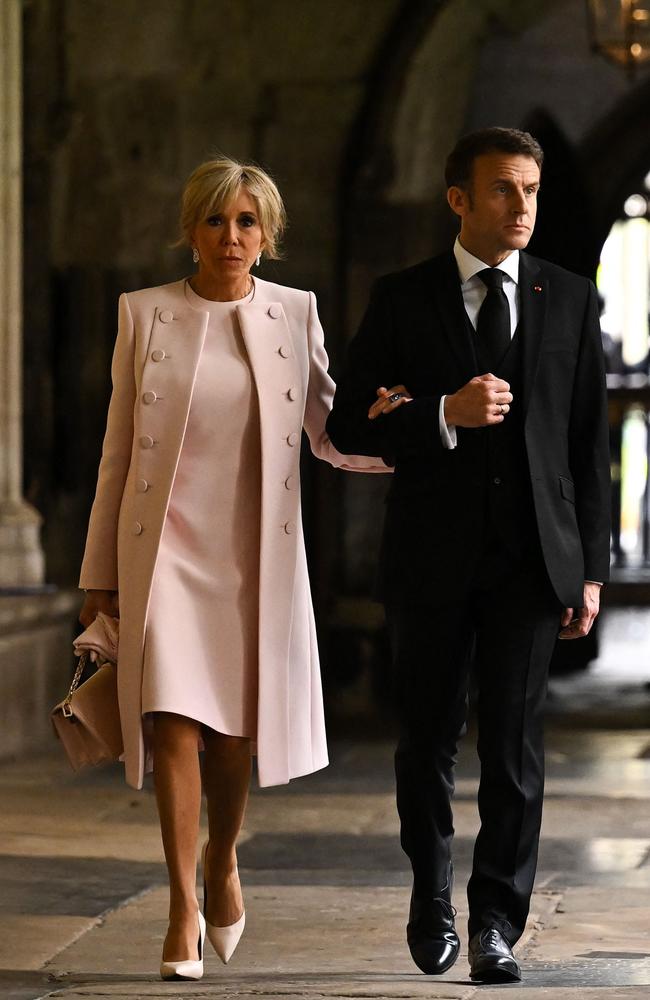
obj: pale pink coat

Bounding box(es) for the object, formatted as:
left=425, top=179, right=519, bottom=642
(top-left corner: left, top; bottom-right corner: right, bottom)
left=79, top=278, right=388, bottom=790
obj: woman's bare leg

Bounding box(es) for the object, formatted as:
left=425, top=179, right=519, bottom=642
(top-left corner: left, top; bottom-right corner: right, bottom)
left=152, top=712, right=202, bottom=961
left=202, top=730, right=251, bottom=926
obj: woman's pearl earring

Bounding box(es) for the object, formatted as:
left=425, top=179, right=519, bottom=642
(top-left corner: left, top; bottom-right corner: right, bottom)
left=192, top=247, right=200, bottom=264
left=256, top=253, right=261, bottom=267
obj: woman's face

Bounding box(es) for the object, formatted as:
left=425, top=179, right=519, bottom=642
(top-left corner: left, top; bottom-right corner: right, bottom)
left=191, top=189, right=264, bottom=281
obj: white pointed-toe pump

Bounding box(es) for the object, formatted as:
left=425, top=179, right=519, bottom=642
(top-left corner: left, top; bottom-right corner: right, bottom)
left=201, top=841, right=246, bottom=964
left=160, top=909, right=206, bottom=981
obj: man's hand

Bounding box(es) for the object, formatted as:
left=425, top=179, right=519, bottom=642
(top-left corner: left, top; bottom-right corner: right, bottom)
left=368, top=385, right=413, bottom=420
left=559, top=582, right=601, bottom=639
left=444, top=374, right=512, bottom=428
left=79, top=589, right=120, bottom=628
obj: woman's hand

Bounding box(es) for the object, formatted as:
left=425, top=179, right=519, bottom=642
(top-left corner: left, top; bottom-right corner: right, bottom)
left=79, top=590, right=120, bottom=628
left=368, top=385, right=413, bottom=420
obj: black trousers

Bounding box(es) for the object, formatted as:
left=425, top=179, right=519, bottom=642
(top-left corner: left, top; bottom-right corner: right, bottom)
left=386, top=540, right=562, bottom=944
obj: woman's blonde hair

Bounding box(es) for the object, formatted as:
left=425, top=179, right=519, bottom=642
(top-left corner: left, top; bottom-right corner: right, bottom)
left=177, top=157, right=286, bottom=260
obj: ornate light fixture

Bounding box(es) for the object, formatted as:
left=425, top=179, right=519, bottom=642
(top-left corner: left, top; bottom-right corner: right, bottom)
left=587, top=0, right=650, bottom=77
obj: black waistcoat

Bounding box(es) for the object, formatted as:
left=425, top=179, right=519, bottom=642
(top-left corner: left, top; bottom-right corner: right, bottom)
left=460, top=316, right=538, bottom=558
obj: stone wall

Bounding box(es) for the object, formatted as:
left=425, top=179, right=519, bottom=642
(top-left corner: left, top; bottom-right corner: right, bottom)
left=0, top=590, right=81, bottom=759
left=20, top=1, right=650, bottom=705
left=23, top=0, right=400, bottom=585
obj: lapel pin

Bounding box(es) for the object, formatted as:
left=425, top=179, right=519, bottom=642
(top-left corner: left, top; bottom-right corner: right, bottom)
left=533, top=285, right=542, bottom=293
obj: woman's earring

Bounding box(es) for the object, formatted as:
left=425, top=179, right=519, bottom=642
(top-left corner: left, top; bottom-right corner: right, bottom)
left=192, top=247, right=200, bottom=264
left=256, top=253, right=261, bottom=267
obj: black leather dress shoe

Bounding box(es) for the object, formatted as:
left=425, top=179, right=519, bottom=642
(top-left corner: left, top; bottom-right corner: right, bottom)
left=407, top=894, right=460, bottom=975
left=468, top=927, right=521, bottom=983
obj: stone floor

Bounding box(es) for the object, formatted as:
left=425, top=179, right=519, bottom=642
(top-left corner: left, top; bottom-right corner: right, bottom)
left=0, top=607, right=649, bottom=999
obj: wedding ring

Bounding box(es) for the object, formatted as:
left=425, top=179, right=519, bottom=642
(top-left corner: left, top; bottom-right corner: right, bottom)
left=388, top=392, right=403, bottom=403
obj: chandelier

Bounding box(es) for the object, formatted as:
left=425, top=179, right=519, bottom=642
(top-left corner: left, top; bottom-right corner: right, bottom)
left=587, top=0, right=650, bottom=76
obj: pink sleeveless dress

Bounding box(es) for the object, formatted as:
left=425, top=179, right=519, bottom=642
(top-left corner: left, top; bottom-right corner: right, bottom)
left=141, top=279, right=261, bottom=740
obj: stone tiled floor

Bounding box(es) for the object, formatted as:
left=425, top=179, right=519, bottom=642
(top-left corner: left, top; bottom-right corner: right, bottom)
left=0, top=607, right=649, bottom=998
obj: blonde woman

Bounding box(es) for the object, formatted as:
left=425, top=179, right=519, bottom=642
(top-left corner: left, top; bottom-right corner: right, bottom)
left=78, top=158, right=392, bottom=980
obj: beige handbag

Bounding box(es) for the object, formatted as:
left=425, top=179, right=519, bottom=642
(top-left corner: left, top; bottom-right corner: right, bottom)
left=51, top=612, right=123, bottom=770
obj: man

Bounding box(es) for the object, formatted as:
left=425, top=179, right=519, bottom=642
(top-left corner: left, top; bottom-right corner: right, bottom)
left=326, top=128, right=610, bottom=984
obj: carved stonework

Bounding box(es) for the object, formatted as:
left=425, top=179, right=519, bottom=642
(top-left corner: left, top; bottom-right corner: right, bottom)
left=0, top=0, right=45, bottom=586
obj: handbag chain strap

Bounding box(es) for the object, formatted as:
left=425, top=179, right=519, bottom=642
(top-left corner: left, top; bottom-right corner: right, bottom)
left=62, top=652, right=89, bottom=718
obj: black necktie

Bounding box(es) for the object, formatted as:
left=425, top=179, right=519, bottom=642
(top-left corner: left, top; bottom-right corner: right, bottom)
left=476, top=268, right=510, bottom=370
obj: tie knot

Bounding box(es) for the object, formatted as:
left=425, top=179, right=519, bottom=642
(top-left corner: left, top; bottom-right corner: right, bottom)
left=478, top=268, right=505, bottom=291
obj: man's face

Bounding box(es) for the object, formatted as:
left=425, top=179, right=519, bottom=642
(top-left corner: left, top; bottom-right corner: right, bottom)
left=447, top=152, right=540, bottom=265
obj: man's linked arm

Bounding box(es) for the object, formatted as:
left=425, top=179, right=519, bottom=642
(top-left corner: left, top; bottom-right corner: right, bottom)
left=326, top=279, right=444, bottom=463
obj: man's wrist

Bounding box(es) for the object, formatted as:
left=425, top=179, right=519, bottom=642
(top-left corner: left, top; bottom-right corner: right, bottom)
left=443, top=393, right=456, bottom=427
left=439, top=395, right=457, bottom=449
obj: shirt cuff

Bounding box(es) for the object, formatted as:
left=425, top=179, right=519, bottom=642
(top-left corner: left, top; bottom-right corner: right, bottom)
left=439, top=395, right=457, bottom=449
left=585, top=581, right=603, bottom=586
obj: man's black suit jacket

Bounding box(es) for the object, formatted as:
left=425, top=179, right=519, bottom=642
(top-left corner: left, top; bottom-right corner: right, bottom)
left=326, top=250, right=611, bottom=609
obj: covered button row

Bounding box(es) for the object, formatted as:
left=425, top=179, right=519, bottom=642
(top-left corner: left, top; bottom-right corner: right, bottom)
left=267, top=303, right=290, bottom=359
left=138, top=518, right=295, bottom=535
left=158, top=303, right=282, bottom=324
left=137, top=513, right=295, bottom=538
left=133, top=471, right=152, bottom=533
left=134, top=422, right=157, bottom=530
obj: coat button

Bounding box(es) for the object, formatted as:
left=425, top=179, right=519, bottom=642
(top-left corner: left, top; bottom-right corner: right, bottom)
left=284, top=476, right=296, bottom=491
left=283, top=521, right=296, bottom=534
left=286, top=432, right=299, bottom=447
left=136, top=479, right=149, bottom=493
left=133, top=521, right=143, bottom=535
left=287, top=387, right=297, bottom=401
left=142, top=391, right=158, bottom=404
left=493, top=477, right=502, bottom=486
left=140, top=435, right=155, bottom=449
left=151, top=349, right=166, bottom=362
left=268, top=304, right=282, bottom=319
left=159, top=310, right=174, bottom=323
left=279, top=345, right=291, bottom=358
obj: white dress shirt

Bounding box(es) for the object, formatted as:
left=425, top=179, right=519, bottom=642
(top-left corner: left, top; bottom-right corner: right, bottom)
left=439, top=238, right=520, bottom=449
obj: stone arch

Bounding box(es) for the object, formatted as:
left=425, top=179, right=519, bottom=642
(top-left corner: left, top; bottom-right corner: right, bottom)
left=579, top=76, right=650, bottom=274
left=522, top=109, right=600, bottom=279
left=336, top=0, right=568, bottom=350
left=331, top=0, right=566, bottom=595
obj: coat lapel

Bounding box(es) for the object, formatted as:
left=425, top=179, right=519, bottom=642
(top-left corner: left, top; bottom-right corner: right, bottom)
left=518, top=252, right=548, bottom=418
left=236, top=296, right=303, bottom=408
left=236, top=285, right=303, bottom=786
left=119, top=284, right=208, bottom=789
left=139, top=290, right=208, bottom=483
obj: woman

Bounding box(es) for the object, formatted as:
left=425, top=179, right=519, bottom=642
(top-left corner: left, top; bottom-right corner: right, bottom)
left=78, top=157, right=394, bottom=980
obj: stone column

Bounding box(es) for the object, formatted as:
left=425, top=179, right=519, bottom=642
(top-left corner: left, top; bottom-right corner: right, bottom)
left=0, top=0, right=45, bottom=586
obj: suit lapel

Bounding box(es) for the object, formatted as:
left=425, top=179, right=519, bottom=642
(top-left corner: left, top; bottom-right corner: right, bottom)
left=518, top=252, right=547, bottom=417
left=427, top=253, right=478, bottom=379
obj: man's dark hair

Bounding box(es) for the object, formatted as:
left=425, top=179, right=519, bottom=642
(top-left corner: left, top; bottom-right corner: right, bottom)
left=445, top=127, right=544, bottom=189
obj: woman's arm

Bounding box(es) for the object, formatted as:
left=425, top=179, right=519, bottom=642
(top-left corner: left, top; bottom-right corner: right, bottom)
left=79, top=589, right=120, bottom=628
left=302, top=291, right=391, bottom=473
left=79, top=293, right=137, bottom=592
